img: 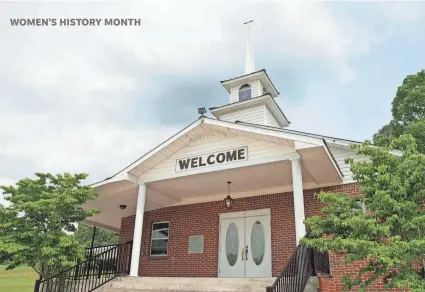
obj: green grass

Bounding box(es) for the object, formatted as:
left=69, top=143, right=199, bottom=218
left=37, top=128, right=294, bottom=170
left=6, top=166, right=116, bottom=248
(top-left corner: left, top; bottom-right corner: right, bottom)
left=0, top=265, right=38, bottom=292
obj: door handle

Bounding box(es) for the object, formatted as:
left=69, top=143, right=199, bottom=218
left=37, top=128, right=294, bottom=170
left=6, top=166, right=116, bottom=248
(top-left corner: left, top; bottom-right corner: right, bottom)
left=240, top=246, right=249, bottom=261
left=245, top=245, right=248, bottom=261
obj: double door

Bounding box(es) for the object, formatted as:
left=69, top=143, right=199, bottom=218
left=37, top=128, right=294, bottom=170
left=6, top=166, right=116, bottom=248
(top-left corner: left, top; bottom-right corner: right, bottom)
left=219, top=209, right=272, bottom=278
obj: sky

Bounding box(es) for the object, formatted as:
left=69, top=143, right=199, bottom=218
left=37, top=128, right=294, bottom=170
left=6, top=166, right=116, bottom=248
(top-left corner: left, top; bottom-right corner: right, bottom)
left=1, top=1, right=425, bottom=200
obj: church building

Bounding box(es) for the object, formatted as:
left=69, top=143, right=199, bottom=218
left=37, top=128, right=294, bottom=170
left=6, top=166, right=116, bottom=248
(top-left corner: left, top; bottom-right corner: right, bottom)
left=84, top=24, right=394, bottom=292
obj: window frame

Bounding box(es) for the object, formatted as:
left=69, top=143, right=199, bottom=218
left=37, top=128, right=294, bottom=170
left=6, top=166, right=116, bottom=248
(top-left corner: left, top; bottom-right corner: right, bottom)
left=352, top=201, right=367, bottom=214
left=150, top=221, right=170, bottom=257
left=358, top=201, right=367, bottom=214
left=238, top=84, right=252, bottom=101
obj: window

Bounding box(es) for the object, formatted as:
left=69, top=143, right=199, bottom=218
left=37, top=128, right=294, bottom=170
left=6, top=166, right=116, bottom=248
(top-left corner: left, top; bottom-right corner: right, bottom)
left=239, top=84, right=251, bottom=101
left=357, top=201, right=367, bottom=214
left=150, top=222, right=169, bottom=256
left=353, top=201, right=367, bottom=214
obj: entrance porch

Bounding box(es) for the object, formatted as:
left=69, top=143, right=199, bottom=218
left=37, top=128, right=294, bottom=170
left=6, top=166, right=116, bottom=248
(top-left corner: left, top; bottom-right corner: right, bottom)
left=84, top=119, right=343, bottom=279
left=86, top=164, right=341, bottom=279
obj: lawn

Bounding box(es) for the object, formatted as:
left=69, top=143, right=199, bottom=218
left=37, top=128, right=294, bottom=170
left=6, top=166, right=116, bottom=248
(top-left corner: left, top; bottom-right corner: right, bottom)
left=0, top=265, right=37, bottom=292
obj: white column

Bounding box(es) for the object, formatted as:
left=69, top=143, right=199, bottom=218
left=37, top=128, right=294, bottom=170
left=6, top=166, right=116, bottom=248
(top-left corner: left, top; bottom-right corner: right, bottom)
left=130, top=183, right=147, bottom=277
left=291, top=158, right=306, bottom=244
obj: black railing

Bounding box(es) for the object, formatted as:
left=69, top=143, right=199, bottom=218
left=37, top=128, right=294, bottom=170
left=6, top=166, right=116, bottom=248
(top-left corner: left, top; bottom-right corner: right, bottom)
left=84, top=244, right=119, bottom=259
left=312, top=249, right=331, bottom=276
left=266, top=245, right=330, bottom=292
left=34, top=242, right=132, bottom=292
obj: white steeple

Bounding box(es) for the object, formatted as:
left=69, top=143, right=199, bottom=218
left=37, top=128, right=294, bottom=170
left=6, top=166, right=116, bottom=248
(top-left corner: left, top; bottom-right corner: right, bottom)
left=210, top=21, right=290, bottom=128
left=244, top=20, right=255, bottom=74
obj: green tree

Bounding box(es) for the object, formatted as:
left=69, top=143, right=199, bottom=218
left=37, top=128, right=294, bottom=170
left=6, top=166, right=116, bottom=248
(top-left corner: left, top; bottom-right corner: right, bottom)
left=0, top=173, right=99, bottom=279
left=374, top=70, right=425, bottom=152
left=74, top=224, right=120, bottom=248
left=302, top=135, right=425, bottom=291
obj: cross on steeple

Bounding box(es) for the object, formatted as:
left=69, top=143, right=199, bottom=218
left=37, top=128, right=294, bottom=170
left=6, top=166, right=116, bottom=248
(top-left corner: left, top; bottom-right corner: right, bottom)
left=244, top=20, right=255, bottom=75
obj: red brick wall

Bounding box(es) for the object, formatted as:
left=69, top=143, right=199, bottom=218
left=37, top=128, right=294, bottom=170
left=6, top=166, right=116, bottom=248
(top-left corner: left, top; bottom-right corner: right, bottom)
left=119, top=182, right=404, bottom=291
left=120, top=191, right=297, bottom=277
left=304, top=184, right=405, bottom=292
left=319, top=253, right=407, bottom=292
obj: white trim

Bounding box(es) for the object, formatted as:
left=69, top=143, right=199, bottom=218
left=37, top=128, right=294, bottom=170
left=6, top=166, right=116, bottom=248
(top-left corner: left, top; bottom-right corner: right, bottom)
left=91, top=173, right=139, bottom=188
left=221, top=70, right=279, bottom=97
left=236, top=121, right=363, bottom=146
left=140, top=152, right=300, bottom=183
left=93, top=117, right=345, bottom=188
left=130, top=183, right=147, bottom=276
left=123, top=118, right=201, bottom=172
left=265, top=99, right=289, bottom=127
left=211, top=94, right=270, bottom=115
left=203, top=118, right=322, bottom=145
left=291, top=159, right=306, bottom=244
left=219, top=208, right=270, bottom=220
left=218, top=208, right=272, bottom=277
left=211, top=95, right=289, bottom=127
left=91, top=119, right=204, bottom=188
left=321, top=140, right=344, bottom=180
left=217, top=220, right=221, bottom=277
left=295, top=141, right=318, bottom=150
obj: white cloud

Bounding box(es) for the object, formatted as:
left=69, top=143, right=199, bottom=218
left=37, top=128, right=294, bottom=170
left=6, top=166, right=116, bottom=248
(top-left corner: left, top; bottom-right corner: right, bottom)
left=0, top=0, right=412, bottom=189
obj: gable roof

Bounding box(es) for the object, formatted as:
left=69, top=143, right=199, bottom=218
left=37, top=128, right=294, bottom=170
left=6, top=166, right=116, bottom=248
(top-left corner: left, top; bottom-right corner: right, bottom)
left=91, top=117, right=358, bottom=188
left=235, top=121, right=362, bottom=146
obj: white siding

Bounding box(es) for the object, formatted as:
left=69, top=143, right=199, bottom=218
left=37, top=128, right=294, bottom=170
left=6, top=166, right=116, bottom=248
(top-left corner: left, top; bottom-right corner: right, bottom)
left=220, top=105, right=265, bottom=125
left=230, top=86, right=238, bottom=103
left=140, top=131, right=296, bottom=182
left=252, top=80, right=262, bottom=97
left=257, top=80, right=264, bottom=96
left=328, top=144, right=368, bottom=184
left=264, top=106, right=280, bottom=127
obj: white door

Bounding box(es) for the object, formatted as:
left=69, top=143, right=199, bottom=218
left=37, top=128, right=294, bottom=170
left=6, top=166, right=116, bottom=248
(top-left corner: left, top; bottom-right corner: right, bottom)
left=219, top=217, right=245, bottom=277
left=245, top=215, right=272, bottom=277
left=219, top=209, right=272, bottom=278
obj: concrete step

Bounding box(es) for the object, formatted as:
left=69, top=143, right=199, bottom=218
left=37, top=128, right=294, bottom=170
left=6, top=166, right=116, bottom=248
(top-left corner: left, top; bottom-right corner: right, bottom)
left=98, top=276, right=318, bottom=292
left=303, top=277, right=319, bottom=292
left=101, top=277, right=276, bottom=292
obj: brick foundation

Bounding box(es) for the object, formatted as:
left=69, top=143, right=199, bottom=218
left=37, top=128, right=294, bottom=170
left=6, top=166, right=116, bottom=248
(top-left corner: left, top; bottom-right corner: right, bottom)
left=319, top=253, right=408, bottom=292
left=119, top=183, right=404, bottom=291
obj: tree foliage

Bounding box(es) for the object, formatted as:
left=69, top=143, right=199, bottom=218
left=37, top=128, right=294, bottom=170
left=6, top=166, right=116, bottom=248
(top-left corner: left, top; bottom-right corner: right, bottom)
left=74, top=224, right=119, bottom=248
left=374, top=69, right=425, bottom=153
left=0, top=173, right=99, bottom=279
left=302, top=135, right=425, bottom=291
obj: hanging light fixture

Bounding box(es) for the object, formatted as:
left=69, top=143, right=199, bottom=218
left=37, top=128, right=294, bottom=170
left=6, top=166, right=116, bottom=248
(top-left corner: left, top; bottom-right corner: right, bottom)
left=224, top=181, right=233, bottom=209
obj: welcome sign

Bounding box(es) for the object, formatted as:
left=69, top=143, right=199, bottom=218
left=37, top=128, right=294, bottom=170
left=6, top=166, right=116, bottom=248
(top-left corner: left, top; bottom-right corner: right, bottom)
left=175, top=146, right=248, bottom=172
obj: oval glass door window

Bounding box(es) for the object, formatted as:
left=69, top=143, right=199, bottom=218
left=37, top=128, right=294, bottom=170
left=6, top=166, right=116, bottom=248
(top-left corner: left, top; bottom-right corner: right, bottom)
left=226, top=223, right=239, bottom=266
left=251, top=221, right=265, bottom=266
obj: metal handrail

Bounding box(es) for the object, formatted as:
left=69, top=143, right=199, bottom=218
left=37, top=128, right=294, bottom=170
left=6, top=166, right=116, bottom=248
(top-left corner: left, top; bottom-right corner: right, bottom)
left=313, top=249, right=331, bottom=277
left=266, top=245, right=330, bottom=292
left=34, top=242, right=132, bottom=292
left=84, top=244, right=119, bottom=258
left=84, top=243, right=119, bottom=251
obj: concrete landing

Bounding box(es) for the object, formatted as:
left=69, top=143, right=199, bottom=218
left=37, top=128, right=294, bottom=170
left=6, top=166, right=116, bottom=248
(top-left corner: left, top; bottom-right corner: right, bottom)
left=96, top=276, right=318, bottom=292
left=98, top=277, right=275, bottom=292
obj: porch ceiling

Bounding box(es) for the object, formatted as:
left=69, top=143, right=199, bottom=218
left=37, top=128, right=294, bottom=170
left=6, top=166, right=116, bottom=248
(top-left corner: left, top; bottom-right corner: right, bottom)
left=84, top=149, right=341, bottom=231
left=149, top=160, right=296, bottom=202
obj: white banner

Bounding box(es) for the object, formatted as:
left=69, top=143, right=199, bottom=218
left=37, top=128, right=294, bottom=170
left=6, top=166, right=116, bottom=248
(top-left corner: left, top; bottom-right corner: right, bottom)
left=175, top=146, right=248, bottom=172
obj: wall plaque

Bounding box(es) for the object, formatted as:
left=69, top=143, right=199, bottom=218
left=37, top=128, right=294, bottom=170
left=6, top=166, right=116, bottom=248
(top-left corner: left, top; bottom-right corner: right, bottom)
left=188, top=235, right=204, bottom=254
